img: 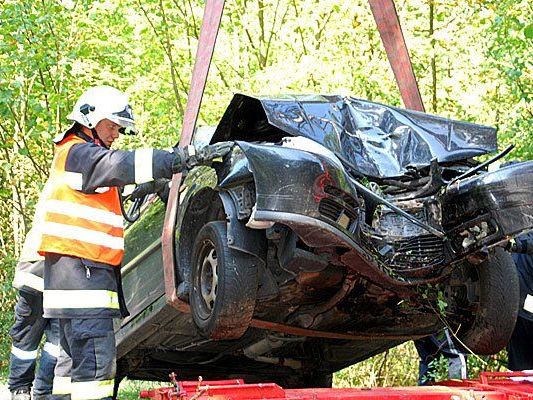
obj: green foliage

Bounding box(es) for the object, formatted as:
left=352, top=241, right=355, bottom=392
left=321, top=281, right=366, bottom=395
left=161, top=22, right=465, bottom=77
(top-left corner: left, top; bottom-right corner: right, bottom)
left=423, top=354, right=449, bottom=384
left=0, top=255, right=16, bottom=379
left=416, top=283, right=448, bottom=318
left=334, top=342, right=419, bottom=387
left=334, top=343, right=508, bottom=388
left=483, top=0, right=532, bottom=160
left=117, top=379, right=166, bottom=399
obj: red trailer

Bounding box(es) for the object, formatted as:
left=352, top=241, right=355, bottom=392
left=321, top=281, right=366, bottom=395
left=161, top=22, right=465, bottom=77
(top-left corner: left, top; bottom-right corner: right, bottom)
left=140, top=372, right=533, bottom=400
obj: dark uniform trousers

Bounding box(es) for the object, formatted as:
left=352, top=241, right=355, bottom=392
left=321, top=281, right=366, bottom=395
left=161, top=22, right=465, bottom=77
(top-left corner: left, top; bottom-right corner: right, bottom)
left=507, top=232, right=533, bottom=371
left=44, top=254, right=122, bottom=400
left=508, top=317, right=533, bottom=370
left=414, top=328, right=467, bottom=385
left=9, top=290, right=60, bottom=398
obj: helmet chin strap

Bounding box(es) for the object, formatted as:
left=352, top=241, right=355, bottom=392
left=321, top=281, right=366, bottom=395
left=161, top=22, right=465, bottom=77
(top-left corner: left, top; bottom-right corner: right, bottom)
left=91, top=127, right=109, bottom=149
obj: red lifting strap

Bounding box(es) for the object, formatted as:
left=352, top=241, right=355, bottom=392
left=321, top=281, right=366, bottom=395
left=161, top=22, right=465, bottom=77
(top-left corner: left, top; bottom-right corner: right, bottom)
left=368, top=0, right=425, bottom=112
left=162, top=0, right=226, bottom=310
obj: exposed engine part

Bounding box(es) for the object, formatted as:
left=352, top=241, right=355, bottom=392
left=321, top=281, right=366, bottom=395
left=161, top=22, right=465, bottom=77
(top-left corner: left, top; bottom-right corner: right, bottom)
left=446, top=215, right=498, bottom=256
left=371, top=196, right=442, bottom=239
left=358, top=191, right=448, bottom=277
left=395, top=158, right=446, bottom=201
left=350, top=175, right=446, bottom=238
left=382, top=176, right=429, bottom=193
left=461, top=221, right=490, bottom=249
left=227, top=184, right=255, bottom=220
left=277, top=230, right=329, bottom=275
left=373, top=205, right=426, bottom=237
left=243, top=337, right=303, bottom=370
left=243, top=337, right=285, bottom=358
left=447, top=144, right=514, bottom=187
left=249, top=355, right=302, bottom=369
left=294, top=274, right=358, bottom=329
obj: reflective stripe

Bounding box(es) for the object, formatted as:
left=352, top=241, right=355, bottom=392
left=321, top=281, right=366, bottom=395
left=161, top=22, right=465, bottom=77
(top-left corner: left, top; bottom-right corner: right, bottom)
left=48, top=213, right=123, bottom=238
left=94, top=186, right=110, bottom=193
left=71, top=379, right=114, bottom=400
left=41, top=221, right=124, bottom=250
left=524, top=294, right=533, bottom=313
left=64, top=171, right=83, bottom=190
left=46, top=199, right=123, bottom=228
left=444, top=329, right=459, bottom=356
left=444, top=328, right=467, bottom=379
left=12, top=270, right=44, bottom=292
left=186, top=144, right=196, bottom=156
left=19, top=224, right=45, bottom=262
left=11, top=345, right=38, bottom=360
left=43, top=342, right=60, bottom=358
left=39, top=135, right=125, bottom=265
left=44, top=290, right=119, bottom=309
left=511, top=370, right=533, bottom=382
left=53, top=376, right=72, bottom=395
left=134, top=148, right=153, bottom=184
left=458, top=353, right=467, bottom=379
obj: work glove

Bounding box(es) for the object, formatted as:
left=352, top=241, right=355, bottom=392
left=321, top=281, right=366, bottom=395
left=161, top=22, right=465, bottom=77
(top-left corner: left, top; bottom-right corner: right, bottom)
left=172, top=141, right=234, bottom=173
left=129, top=178, right=170, bottom=200
left=506, top=237, right=533, bottom=254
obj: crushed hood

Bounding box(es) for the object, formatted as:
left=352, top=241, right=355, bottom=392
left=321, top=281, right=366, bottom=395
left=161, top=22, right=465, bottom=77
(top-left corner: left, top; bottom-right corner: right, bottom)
left=212, top=94, right=497, bottom=179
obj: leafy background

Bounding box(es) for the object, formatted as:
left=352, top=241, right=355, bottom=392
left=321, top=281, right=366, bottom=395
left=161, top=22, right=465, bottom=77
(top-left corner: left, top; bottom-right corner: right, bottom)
left=0, top=0, right=531, bottom=393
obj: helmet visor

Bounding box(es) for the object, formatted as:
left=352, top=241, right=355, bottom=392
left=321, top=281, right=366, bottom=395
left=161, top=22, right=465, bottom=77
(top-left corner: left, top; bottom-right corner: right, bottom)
left=111, top=105, right=137, bottom=135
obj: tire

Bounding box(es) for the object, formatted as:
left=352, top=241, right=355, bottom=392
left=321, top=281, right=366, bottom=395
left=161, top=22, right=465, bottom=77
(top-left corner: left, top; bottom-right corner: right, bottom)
left=453, top=248, right=519, bottom=354
left=190, top=221, right=258, bottom=340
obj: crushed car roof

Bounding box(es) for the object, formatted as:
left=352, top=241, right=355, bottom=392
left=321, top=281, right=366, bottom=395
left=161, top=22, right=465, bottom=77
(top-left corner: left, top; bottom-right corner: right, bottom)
left=212, top=94, right=497, bottom=178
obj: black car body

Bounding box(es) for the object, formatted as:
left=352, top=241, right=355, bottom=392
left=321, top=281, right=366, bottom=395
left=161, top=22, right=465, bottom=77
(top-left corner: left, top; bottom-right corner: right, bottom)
left=116, top=94, right=533, bottom=386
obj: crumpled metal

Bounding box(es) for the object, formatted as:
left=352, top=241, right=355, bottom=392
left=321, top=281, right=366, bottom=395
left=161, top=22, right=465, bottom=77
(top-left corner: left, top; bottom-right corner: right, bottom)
left=213, top=94, right=497, bottom=179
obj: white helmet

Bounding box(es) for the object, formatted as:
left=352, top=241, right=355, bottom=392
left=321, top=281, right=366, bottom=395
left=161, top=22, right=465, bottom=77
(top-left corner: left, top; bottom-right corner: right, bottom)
left=67, top=86, right=137, bottom=134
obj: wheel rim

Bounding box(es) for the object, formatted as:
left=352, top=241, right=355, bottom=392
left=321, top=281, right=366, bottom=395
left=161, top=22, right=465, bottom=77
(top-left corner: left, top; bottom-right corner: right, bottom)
left=196, top=240, right=218, bottom=317
left=444, top=263, right=480, bottom=333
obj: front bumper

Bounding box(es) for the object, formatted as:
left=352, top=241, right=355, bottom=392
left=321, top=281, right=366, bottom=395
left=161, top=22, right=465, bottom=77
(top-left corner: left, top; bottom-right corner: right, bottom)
left=442, top=161, right=533, bottom=256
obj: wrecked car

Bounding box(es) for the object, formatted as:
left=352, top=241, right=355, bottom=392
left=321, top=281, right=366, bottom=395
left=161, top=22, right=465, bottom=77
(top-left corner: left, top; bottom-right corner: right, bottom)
left=116, top=94, right=533, bottom=387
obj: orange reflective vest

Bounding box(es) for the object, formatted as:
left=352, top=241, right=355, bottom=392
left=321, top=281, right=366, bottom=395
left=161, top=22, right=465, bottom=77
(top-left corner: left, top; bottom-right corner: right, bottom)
left=38, top=134, right=124, bottom=266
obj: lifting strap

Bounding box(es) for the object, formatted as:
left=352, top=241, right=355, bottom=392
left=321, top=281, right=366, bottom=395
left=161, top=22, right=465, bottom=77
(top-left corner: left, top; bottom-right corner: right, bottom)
left=368, top=0, right=425, bottom=112
left=162, top=0, right=226, bottom=308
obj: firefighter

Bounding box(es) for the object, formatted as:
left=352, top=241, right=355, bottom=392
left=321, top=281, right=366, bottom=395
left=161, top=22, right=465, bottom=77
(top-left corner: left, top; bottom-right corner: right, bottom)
left=507, top=231, right=533, bottom=370
left=37, top=85, right=232, bottom=400
left=9, top=181, right=59, bottom=400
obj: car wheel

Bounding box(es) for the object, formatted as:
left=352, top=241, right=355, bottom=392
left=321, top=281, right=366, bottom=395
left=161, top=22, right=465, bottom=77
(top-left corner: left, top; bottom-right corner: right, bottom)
left=451, top=248, right=519, bottom=354
left=190, top=221, right=258, bottom=340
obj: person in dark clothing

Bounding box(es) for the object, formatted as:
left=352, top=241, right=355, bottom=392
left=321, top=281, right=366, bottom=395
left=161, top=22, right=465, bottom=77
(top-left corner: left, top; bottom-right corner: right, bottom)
left=414, top=328, right=467, bottom=385
left=9, top=181, right=59, bottom=400
left=9, top=262, right=59, bottom=400
left=507, top=231, right=533, bottom=370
